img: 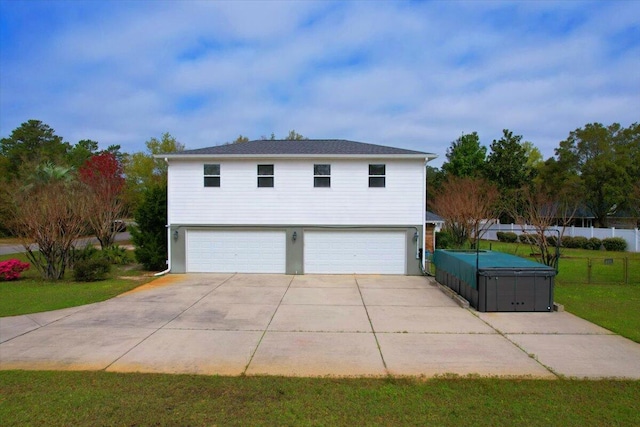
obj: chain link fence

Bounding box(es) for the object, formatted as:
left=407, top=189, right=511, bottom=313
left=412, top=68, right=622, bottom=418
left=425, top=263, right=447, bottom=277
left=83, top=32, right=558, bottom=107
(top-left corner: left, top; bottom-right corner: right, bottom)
left=557, top=257, right=640, bottom=284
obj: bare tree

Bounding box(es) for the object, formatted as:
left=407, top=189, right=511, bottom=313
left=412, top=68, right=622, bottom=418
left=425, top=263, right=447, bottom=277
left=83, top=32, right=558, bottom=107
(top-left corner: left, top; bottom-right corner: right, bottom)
left=508, top=185, right=578, bottom=270
left=431, top=176, right=499, bottom=247
left=10, top=174, right=87, bottom=280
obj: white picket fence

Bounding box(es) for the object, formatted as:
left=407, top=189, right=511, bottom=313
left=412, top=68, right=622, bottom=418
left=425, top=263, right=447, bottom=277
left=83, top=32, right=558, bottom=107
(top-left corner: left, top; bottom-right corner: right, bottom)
left=483, top=223, right=640, bottom=253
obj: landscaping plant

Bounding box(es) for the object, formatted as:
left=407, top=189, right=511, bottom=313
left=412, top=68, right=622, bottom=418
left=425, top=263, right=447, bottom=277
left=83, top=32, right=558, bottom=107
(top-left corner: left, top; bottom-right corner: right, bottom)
left=130, top=184, right=168, bottom=271
left=8, top=163, right=86, bottom=280
left=78, top=152, right=127, bottom=250
left=0, top=258, right=30, bottom=281
left=602, top=237, right=627, bottom=252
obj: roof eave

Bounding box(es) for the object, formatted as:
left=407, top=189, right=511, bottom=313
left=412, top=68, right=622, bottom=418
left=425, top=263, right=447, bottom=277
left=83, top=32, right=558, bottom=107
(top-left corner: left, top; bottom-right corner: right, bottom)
left=156, top=153, right=438, bottom=161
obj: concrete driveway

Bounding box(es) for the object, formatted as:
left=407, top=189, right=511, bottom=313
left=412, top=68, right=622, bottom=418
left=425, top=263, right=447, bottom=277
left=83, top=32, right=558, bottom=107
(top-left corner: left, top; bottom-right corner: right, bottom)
left=1, top=274, right=639, bottom=378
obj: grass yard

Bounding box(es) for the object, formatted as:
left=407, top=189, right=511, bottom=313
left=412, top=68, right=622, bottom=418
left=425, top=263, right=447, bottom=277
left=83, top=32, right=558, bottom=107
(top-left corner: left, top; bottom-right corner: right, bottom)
left=477, top=239, right=640, bottom=281
left=0, top=252, right=153, bottom=317
left=1, top=371, right=639, bottom=427
left=554, top=284, right=640, bottom=342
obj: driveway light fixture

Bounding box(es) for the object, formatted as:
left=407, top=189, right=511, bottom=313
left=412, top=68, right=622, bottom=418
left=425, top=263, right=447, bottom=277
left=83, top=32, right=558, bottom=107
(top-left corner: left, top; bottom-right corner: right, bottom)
left=292, top=231, right=297, bottom=241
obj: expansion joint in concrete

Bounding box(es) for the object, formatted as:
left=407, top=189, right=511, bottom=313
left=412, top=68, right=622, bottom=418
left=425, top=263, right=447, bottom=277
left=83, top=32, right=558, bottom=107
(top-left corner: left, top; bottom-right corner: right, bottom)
left=354, top=275, right=389, bottom=373
left=102, top=273, right=237, bottom=372
left=242, top=274, right=297, bottom=374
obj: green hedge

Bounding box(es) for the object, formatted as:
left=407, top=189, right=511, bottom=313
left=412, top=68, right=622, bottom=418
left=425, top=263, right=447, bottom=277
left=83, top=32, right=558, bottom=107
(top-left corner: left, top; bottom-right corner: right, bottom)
left=585, top=237, right=602, bottom=251
left=494, top=233, right=627, bottom=252
left=602, top=237, right=627, bottom=252
left=519, top=233, right=538, bottom=244
left=496, top=232, right=518, bottom=243
left=73, top=257, right=111, bottom=282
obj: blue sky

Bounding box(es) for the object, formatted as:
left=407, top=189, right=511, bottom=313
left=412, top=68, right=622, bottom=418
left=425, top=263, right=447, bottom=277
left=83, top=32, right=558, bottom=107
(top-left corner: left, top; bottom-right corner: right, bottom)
left=1, top=0, right=638, bottom=167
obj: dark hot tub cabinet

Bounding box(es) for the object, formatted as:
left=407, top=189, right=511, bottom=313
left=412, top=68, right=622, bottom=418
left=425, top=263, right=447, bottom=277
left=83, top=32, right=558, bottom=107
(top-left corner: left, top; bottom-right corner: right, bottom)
left=433, top=250, right=555, bottom=312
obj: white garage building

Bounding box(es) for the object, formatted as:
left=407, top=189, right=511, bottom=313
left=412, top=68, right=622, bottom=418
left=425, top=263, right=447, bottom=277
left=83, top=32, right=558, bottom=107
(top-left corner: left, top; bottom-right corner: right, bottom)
left=160, top=139, right=436, bottom=275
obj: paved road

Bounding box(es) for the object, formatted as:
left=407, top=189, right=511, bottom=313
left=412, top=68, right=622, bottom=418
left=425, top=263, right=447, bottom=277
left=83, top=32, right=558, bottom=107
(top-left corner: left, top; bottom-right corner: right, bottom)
left=0, top=232, right=131, bottom=256
left=2, top=274, right=639, bottom=378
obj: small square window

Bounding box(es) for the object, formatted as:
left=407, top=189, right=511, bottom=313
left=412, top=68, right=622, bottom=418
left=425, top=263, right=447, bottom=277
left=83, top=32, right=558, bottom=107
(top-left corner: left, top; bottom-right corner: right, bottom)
left=314, top=164, right=331, bottom=188
left=258, top=164, right=274, bottom=176
left=369, top=164, right=385, bottom=188
left=204, top=164, right=220, bottom=187
left=258, top=164, right=274, bottom=188
left=204, top=164, right=220, bottom=176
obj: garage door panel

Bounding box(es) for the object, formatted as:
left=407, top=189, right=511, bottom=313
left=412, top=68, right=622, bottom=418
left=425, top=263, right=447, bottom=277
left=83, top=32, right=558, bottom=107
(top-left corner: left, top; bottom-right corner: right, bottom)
left=187, top=231, right=286, bottom=273
left=304, top=231, right=405, bottom=274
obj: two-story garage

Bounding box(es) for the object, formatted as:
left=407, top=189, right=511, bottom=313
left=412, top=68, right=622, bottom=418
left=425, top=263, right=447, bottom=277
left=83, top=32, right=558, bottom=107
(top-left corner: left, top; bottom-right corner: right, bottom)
left=160, top=139, right=436, bottom=275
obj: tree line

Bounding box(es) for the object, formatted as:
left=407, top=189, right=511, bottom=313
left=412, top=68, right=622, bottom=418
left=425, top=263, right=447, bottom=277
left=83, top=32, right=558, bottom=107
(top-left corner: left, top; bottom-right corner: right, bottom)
left=429, top=122, right=640, bottom=268
left=0, top=120, right=308, bottom=279
left=0, top=120, right=185, bottom=278
left=2, top=118, right=637, bottom=276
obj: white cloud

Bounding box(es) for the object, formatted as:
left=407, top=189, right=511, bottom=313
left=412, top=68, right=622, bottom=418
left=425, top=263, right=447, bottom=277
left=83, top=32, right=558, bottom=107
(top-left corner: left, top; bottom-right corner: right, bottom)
left=1, top=0, right=638, bottom=168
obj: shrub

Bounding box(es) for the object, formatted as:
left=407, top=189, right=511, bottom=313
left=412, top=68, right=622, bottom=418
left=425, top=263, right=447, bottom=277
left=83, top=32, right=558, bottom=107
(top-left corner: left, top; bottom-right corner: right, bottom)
left=547, top=235, right=559, bottom=246
left=573, top=236, right=589, bottom=249
left=602, top=237, right=627, bottom=252
left=496, top=232, right=518, bottom=243
left=131, top=184, right=168, bottom=271
left=519, top=233, right=538, bottom=244
left=435, top=231, right=453, bottom=249
left=102, top=245, right=132, bottom=265
left=585, top=237, right=602, bottom=251
left=73, top=257, right=111, bottom=282
left=71, top=245, right=100, bottom=264
left=0, top=259, right=30, bottom=281
left=561, top=236, right=578, bottom=248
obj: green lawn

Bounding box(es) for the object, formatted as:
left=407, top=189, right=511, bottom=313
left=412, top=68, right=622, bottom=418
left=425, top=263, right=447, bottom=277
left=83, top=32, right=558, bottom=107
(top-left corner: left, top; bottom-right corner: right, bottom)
left=555, top=284, right=640, bottom=342
left=0, top=252, right=153, bottom=317
left=1, top=371, right=638, bottom=426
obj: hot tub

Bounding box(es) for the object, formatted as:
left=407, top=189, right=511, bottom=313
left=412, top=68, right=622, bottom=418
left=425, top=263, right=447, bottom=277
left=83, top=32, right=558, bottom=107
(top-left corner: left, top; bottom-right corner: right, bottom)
left=433, top=250, right=555, bottom=312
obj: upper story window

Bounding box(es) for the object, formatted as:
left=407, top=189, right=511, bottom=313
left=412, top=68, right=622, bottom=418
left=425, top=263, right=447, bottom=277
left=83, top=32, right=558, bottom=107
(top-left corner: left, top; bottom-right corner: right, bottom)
left=257, top=164, right=274, bottom=187
left=368, top=164, right=386, bottom=188
left=204, top=164, right=220, bottom=187
left=314, top=164, right=331, bottom=188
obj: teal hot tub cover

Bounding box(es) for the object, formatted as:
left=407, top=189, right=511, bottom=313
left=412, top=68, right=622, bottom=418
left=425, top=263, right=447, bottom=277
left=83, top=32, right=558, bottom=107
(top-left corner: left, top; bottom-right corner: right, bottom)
left=433, top=250, right=556, bottom=289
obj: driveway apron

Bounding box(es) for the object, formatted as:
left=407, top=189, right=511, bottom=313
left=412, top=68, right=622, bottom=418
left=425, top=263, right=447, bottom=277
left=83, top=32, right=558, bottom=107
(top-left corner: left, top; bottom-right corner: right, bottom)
left=1, top=273, right=639, bottom=379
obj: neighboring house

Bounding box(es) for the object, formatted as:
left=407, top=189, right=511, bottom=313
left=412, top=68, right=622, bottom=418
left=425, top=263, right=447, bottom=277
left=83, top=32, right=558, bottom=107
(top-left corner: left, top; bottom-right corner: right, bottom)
left=550, top=205, right=638, bottom=229
left=159, top=139, right=436, bottom=275
left=425, top=211, right=445, bottom=253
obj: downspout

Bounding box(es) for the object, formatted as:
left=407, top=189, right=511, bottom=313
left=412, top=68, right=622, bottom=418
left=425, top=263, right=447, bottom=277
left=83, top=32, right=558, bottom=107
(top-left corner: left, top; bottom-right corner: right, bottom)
left=420, top=158, right=430, bottom=275
left=422, top=156, right=437, bottom=276
left=422, top=159, right=427, bottom=271
left=155, top=157, right=171, bottom=276
left=154, top=224, right=171, bottom=276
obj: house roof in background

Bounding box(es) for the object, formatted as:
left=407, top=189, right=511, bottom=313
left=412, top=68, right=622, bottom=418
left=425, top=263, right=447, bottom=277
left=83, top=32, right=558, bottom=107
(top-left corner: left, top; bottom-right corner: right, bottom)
left=426, top=211, right=445, bottom=223
left=160, top=139, right=436, bottom=159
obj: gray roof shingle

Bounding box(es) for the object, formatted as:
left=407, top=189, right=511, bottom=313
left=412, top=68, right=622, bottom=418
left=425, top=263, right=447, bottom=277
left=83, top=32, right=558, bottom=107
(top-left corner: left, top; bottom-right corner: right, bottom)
left=171, top=139, right=432, bottom=156
left=426, top=211, right=445, bottom=223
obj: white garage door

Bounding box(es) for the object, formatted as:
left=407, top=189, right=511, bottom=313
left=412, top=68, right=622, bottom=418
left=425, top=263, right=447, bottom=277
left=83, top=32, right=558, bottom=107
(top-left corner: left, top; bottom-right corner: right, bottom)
left=186, top=230, right=286, bottom=273
left=304, top=231, right=406, bottom=274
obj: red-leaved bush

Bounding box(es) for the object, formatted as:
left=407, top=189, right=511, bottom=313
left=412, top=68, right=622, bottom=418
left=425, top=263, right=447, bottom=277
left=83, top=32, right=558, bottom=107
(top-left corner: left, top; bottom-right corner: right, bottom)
left=0, top=259, right=30, bottom=281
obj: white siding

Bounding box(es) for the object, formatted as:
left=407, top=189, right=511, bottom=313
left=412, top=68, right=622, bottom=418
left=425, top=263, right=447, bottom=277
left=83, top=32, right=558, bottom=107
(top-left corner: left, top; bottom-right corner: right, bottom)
left=168, top=158, right=424, bottom=225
